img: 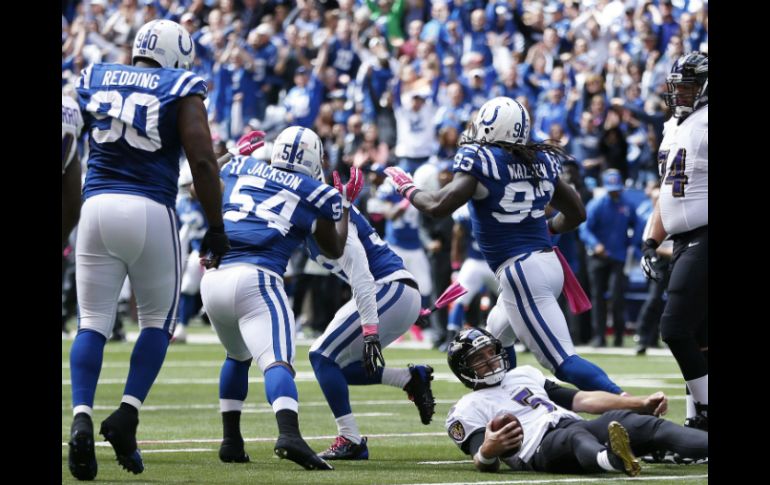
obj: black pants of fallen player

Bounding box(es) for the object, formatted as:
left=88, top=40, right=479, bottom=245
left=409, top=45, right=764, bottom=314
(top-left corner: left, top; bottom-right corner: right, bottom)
left=530, top=410, right=708, bottom=474
left=660, top=226, right=709, bottom=384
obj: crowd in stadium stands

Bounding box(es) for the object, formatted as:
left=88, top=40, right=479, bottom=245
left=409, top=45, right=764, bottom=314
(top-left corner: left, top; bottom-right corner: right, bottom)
left=62, top=0, right=708, bottom=351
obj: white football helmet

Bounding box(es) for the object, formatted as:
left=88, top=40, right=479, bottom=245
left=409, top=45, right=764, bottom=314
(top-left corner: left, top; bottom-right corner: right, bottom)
left=132, top=20, right=195, bottom=70
left=271, top=126, right=325, bottom=181
left=466, top=96, right=530, bottom=145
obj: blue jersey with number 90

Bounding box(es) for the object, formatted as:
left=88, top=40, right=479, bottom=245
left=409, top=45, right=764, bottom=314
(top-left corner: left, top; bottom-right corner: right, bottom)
left=452, top=144, right=561, bottom=272
left=77, top=64, right=207, bottom=208
left=219, top=156, right=342, bottom=276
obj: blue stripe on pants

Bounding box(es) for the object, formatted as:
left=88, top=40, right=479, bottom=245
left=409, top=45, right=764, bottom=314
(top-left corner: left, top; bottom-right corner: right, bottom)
left=270, top=275, right=293, bottom=363
left=514, top=259, right=569, bottom=360
left=328, top=283, right=405, bottom=362
left=506, top=266, right=559, bottom=370
left=318, top=283, right=392, bottom=354
left=260, top=272, right=282, bottom=362
left=163, top=207, right=181, bottom=332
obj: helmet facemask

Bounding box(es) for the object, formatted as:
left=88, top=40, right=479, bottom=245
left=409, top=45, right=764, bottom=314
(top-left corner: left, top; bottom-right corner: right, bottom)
left=448, top=329, right=510, bottom=390
left=664, top=74, right=703, bottom=119
left=664, top=52, right=708, bottom=119
left=465, top=342, right=510, bottom=388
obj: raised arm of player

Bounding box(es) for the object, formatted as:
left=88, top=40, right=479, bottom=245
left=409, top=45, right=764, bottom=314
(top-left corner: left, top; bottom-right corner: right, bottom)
left=386, top=167, right=478, bottom=219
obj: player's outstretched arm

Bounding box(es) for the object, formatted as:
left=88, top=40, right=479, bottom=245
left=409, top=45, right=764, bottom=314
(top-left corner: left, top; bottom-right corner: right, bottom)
left=385, top=168, right=478, bottom=219
left=547, top=177, right=587, bottom=234
left=572, top=390, right=668, bottom=417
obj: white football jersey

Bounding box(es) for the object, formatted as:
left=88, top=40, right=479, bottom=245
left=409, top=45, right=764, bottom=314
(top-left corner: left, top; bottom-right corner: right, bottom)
left=445, top=366, right=580, bottom=464
left=62, top=95, right=84, bottom=175
left=657, top=106, right=708, bottom=235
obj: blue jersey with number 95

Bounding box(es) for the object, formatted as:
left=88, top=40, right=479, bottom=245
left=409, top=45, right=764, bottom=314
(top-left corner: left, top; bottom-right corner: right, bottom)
left=77, top=63, right=207, bottom=207
left=452, top=144, right=562, bottom=272
left=219, top=156, right=342, bottom=275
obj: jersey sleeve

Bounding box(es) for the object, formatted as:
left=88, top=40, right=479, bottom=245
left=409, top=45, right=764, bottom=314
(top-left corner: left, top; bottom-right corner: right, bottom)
left=170, top=71, right=208, bottom=100
left=452, top=145, right=503, bottom=181
left=337, top=223, right=379, bottom=325
left=306, top=182, right=343, bottom=222
left=445, top=397, right=489, bottom=452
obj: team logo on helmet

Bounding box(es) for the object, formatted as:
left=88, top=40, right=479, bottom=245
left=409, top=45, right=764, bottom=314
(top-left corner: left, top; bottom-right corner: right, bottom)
left=479, top=106, right=501, bottom=126
left=178, top=33, right=193, bottom=56
left=448, top=421, right=465, bottom=442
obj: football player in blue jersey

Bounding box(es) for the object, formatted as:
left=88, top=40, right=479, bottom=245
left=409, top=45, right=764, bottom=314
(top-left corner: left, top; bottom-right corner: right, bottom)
left=173, top=163, right=208, bottom=343
left=306, top=183, right=435, bottom=460
left=68, top=20, right=230, bottom=480
left=444, top=203, right=499, bottom=349
left=200, top=126, right=357, bottom=471
left=385, top=97, right=623, bottom=395
left=62, top=95, right=83, bottom=247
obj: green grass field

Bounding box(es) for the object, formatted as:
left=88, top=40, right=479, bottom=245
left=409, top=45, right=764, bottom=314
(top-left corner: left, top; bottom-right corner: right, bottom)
left=62, top=326, right=707, bottom=484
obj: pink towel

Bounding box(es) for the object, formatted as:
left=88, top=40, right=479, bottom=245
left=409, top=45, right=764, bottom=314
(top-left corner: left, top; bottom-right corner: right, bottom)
left=554, top=247, right=592, bottom=314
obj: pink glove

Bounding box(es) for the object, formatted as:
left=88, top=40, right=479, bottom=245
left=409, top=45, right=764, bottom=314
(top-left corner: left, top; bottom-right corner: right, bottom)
left=332, top=166, right=364, bottom=207
left=362, top=324, right=379, bottom=337
left=384, top=167, right=419, bottom=201
left=233, top=130, right=266, bottom=156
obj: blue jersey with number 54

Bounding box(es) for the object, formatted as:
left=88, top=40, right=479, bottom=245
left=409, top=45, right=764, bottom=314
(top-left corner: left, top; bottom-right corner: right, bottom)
left=220, top=156, right=342, bottom=275
left=452, top=144, right=561, bottom=272
left=77, top=64, right=207, bottom=207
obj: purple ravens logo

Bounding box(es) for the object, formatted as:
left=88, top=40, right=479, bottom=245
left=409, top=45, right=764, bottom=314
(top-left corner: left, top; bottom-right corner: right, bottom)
left=448, top=421, right=465, bottom=442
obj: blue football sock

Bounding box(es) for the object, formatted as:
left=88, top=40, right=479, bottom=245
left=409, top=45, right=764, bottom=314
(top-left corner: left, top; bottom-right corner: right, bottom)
left=220, top=357, right=251, bottom=401
left=70, top=329, right=107, bottom=408
left=264, top=365, right=298, bottom=406
left=123, top=327, right=170, bottom=403
left=310, top=351, right=354, bottom=417
left=341, top=360, right=383, bottom=385
left=178, top=294, right=196, bottom=326
left=555, top=355, right=622, bottom=394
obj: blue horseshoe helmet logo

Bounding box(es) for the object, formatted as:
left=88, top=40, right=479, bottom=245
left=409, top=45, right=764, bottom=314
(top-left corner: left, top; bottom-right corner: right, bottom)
left=479, top=106, right=500, bottom=126
left=178, top=33, right=193, bottom=56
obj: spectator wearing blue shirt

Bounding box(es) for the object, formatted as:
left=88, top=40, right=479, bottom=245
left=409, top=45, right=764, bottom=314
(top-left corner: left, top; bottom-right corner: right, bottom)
left=533, top=84, right=568, bottom=142
left=244, top=23, right=279, bottom=121
left=491, top=66, right=530, bottom=104
left=655, top=0, right=681, bottom=54
left=679, top=12, right=706, bottom=53
left=434, top=82, right=473, bottom=135
left=327, top=18, right=361, bottom=79
left=579, top=169, right=638, bottom=348
left=283, top=61, right=327, bottom=128
left=421, top=0, right=450, bottom=43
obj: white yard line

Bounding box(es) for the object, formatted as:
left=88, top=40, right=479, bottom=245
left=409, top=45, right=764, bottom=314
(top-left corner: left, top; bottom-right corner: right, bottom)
left=62, top=431, right=447, bottom=447
left=69, top=332, right=673, bottom=356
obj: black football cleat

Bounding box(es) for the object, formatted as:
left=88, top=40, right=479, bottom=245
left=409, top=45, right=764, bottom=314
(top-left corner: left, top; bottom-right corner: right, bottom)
left=68, top=413, right=98, bottom=481
left=274, top=434, right=333, bottom=470
left=684, top=414, right=708, bottom=432
left=318, top=436, right=369, bottom=460
left=100, top=408, right=144, bottom=474
left=403, top=364, right=436, bottom=425
left=219, top=437, right=250, bottom=463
